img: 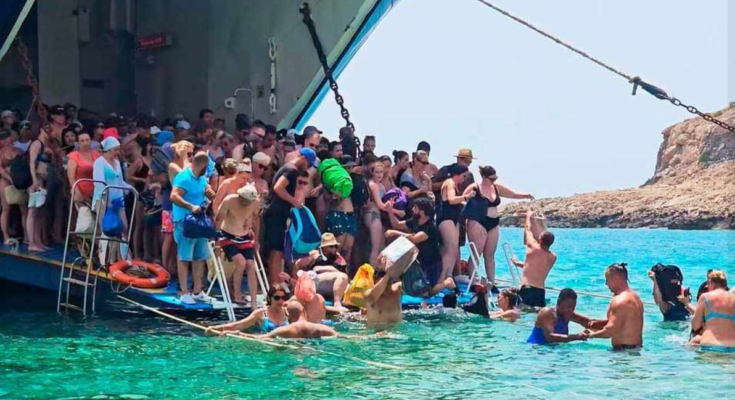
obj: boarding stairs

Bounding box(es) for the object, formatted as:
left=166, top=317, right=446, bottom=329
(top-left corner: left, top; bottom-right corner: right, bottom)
left=57, top=180, right=138, bottom=315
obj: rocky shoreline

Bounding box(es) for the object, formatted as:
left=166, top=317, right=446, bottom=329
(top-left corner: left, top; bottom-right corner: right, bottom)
left=500, top=106, right=735, bottom=230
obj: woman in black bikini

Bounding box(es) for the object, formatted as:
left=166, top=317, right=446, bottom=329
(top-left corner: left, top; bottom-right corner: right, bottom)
left=465, top=166, right=533, bottom=288
left=437, top=164, right=474, bottom=282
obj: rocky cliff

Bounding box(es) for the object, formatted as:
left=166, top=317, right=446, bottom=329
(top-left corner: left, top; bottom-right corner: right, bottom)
left=501, top=106, right=735, bottom=230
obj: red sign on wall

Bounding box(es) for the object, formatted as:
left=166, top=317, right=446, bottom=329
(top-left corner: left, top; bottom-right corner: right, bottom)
left=136, top=33, right=173, bottom=51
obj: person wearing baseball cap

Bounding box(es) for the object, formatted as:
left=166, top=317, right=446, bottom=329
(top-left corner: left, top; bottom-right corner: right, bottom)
left=263, top=145, right=315, bottom=283
left=251, top=152, right=272, bottom=196
left=215, top=182, right=262, bottom=306
left=48, top=105, right=68, bottom=129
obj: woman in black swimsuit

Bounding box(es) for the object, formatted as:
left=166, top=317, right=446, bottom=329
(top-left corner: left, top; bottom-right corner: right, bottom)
left=437, top=164, right=474, bottom=281
left=465, top=166, right=533, bottom=288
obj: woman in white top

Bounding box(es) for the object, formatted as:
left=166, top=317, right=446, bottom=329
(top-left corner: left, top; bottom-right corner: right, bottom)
left=92, top=137, right=134, bottom=242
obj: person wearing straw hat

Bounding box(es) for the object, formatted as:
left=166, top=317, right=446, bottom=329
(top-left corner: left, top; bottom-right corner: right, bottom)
left=292, top=232, right=350, bottom=312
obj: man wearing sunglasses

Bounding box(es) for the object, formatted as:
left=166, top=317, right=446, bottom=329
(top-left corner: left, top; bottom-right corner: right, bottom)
left=585, top=263, right=644, bottom=350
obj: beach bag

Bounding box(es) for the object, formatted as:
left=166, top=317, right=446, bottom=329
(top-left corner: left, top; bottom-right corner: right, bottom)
left=287, top=207, right=321, bottom=256
left=9, top=150, right=33, bottom=190
left=102, top=198, right=124, bottom=237
left=382, top=187, right=408, bottom=211
left=295, top=271, right=317, bottom=303
left=318, top=158, right=353, bottom=199
left=343, top=264, right=375, bottom=309
left=379, top=236, right=418, bottom=279
left=529, top=206, right=547, bottom=240
left=4, top=185, right=27, bottom=206
left=75, top=204, right=95, bottom=234
left=350, top=173, right=370, bottom=209
left=651, top=263, right=685, bottom=304
left=183, top=209, right=218, bottom=239
left=402, top=261, right=432, bottom=298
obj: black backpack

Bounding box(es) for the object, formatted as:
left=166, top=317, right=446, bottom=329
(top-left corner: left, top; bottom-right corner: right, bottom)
left=462, top=283, right=490, bottom=318
left=150, top=146, right=171, bottom=176
left=651, top=263, right=684, bottom=304
left=350, top=173, right=370, bottom=209
left=10, top=150, right=33, bottom=190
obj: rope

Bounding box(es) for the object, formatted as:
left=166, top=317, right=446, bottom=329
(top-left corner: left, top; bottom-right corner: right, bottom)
left=495, top=278, right=658, bottom=307
left=473, top=0, right=735, bottom=134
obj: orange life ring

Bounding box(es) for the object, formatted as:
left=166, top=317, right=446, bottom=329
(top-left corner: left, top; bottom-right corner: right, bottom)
left=109, top=260, right=170, bottom=289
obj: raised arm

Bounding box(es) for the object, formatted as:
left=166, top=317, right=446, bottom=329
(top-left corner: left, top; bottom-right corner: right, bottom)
left=206, top=309, right=265, bottom=333
left=443, top=179, right=468, bottom=205
left=365, top=273, right=391, bottom=306
left=523, top=211, right=540, bottom=248
left=648, top=271, right=669, bottom=313
left=496, top=182, right=534, bottom=200
left=384, top=201, right=408, bottom=232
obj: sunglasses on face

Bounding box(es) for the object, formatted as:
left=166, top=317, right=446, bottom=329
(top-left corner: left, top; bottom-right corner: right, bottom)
left=272, top=295, right=288, bottom=301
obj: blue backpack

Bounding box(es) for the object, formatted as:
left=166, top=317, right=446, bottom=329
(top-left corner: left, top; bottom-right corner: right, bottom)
left=287, top=207, right=322, bottom=258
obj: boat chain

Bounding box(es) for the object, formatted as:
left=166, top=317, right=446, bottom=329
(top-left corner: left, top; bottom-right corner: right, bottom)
left=300, top=3, right=362, bottom=156
left=475, top=0, right=735, bottom=134
left=15, top=36, right=50, bottom=133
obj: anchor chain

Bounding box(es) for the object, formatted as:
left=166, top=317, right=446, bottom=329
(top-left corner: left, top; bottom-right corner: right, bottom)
left=300, top=3, right=362, bottom=155
left=15, top=36, right=49, bottom=131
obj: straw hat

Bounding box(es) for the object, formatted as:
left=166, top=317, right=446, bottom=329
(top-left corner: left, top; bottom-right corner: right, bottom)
left=456, top=149, right=477, bottom=159
left=319, top=233, right=339, bottom=248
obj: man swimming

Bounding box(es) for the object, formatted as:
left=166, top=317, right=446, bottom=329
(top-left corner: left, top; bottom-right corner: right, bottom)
left=511, top=210, right=557, bottom=308
left=527, top=288, right=589, bottom=344
left=586, top=263, right=644, bottom=350
left=265, top=302, right=337, bottom=339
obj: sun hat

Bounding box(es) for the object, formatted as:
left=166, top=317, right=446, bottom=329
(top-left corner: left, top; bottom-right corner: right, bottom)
left=456, top=149, right=477, bottom=159
left=176, top=120, right=191, bottom=130
left=237, top=162, right=252, bottom=173
left=237, top=184, right=258, bottom=201
left=320, top=232, right=339, bottom=249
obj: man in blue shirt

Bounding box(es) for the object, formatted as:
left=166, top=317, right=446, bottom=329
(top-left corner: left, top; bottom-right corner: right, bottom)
left=170, top=151, right=216, bottom=305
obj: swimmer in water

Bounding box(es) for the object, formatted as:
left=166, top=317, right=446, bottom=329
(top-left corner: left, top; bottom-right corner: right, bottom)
left=490, top=288, right=522, bottom=322
left=586, top=263, right=644, bottom=350
left=265, top=302, right=337, bottom=339
left=206, top=285, right=291, bottom=335
left=686, top=270, right=735, bottom=348
left=527, top=288, right=589, bottom=344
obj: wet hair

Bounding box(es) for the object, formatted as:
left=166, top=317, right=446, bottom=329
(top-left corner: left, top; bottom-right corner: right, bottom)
left=501, top=288, right=520, bottom=307
left=707, top=270, right=728, bottom=289
left=479, top=166, right=497, bottom=179
left=447, top=164, right=469, bottom=177
left=393, top=150, right=408, bottom=163
left=413, top=197, right=435, bottom=219
left=417, top=141, right=431, bottom=152
left=266, top=284, right=291, bottom=305
left=539, top=231, right=555, bottom=249
left=606, top=262, right=629, bottom=281
left=557, top=288, right=577, bottom=303
left=199, top=109, right=214, bottom=119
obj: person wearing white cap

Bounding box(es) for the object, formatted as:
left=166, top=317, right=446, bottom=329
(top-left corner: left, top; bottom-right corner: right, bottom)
left=215, top=183, right=261, bottom=307
left=212, top=160, right=252, bottom=214
left=251, top=152, right=271, bottom=198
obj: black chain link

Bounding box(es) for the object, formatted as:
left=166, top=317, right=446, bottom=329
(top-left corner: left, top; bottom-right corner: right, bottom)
left=300, top=3, right=361, bottom=155
left=15, top=36, right=49, bottom=131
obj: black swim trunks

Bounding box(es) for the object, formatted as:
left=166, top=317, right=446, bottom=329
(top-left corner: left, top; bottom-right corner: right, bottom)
left=219, top=230, right=255, bottom=261
left=262, top=205, right=289, bottom=253
left=519, top=285, right=546, bottom=308
left=612, top=344, right=642, bottom=351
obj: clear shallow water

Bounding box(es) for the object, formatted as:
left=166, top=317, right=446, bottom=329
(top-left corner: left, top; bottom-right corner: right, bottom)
left=1, top=228, right=734, bottom=399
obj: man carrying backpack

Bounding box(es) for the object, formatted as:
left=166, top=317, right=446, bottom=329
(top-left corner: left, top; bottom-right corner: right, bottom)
left=648, top=264, right=691, bottom=321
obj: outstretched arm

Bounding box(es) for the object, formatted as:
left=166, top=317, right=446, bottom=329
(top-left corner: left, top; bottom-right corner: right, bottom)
left=523, top=211, right=540, bottom=248
left=496, top=182, right=534, bottom=200
left=538, top=308, right=586, bottom=343
left=206, top=309, right=264, bottom=334
left=365, top=274, right=392, bottom=306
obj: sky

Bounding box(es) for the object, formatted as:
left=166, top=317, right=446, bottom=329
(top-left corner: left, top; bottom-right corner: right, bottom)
left=309, top=0, right=729, bottom=198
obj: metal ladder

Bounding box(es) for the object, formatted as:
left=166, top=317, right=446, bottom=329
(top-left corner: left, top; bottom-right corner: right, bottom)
left=57, top=180, right=138, bottom=314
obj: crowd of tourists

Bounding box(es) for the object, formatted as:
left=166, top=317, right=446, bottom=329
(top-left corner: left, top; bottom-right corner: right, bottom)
left=1, top=104, right=733, bottom=349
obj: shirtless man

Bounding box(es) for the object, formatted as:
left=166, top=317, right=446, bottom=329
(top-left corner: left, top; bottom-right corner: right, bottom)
left=265, top=301, right=337, bottom=339
left=213, top=161, right=251, bottom=213
left=365, top=269, right=404, bottom=327
left=215, top=184, right=261, bottom=307
left=511, top=210, right=557, bottom=308
left=527, top=288, right=590, bottom=344
left=586, top=263, right=644, bottom=350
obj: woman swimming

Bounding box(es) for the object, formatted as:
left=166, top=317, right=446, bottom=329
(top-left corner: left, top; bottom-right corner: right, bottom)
left=206, top=285, right=291, bottom=334
left=687, top=270, right=735, bottom=348
left=490, top=288, right=522, bottom=322
left=464, top=166, right=534, bottom=288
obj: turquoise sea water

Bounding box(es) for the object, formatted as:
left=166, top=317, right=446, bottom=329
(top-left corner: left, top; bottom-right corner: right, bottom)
left=1, top=228, right=734, bottom=399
